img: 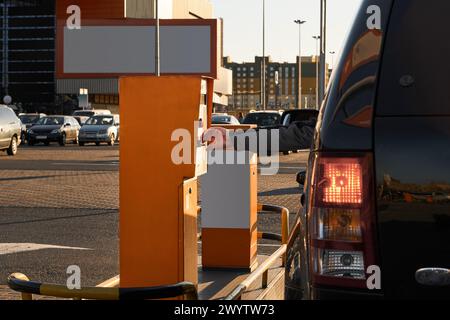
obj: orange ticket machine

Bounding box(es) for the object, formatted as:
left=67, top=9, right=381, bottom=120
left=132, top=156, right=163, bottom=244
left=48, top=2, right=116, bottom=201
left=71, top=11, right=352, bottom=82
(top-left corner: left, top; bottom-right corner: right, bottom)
left=119, top=76, right=211, bottom=291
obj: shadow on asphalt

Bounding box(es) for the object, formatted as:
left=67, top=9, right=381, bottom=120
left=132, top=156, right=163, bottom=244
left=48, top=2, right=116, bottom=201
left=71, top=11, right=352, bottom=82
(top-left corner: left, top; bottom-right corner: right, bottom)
left=258, top=187, right=301, bottom=196
left=0, top=210, right=117, bottom=227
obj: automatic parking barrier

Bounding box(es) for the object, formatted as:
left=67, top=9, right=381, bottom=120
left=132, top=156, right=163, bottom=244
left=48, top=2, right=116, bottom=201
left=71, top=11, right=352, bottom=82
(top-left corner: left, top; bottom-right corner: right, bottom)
left=7, top=273, right=198, bottom=300
left=120, top=76, right=210, bottom=290
left=201, top=150, right=259, bottom=271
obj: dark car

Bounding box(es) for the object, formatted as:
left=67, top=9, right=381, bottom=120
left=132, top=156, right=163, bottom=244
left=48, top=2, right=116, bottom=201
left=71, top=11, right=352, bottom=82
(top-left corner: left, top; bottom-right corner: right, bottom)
left=28, top=116, right=80, bottom=146
left=285, top=0, right=450, bottom=300
left=242, top=111, right=281, bottom=128
left=280, top=109, right=319, bottom=127
left=19, top=113, right=46, bottom=142
left=212, top=114, right=241, bottom=125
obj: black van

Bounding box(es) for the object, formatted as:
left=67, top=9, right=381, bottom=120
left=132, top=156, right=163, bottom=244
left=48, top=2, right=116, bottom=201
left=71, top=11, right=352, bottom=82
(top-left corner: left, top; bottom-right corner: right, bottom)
left=285, top=0, right=450, bottom=299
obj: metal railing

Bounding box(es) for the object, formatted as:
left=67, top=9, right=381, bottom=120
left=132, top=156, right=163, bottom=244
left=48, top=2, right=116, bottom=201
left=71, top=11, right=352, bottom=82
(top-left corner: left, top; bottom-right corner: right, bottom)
left=7, top=273, right=198, bottom=300
left=225, top=204, right=290, bottom=300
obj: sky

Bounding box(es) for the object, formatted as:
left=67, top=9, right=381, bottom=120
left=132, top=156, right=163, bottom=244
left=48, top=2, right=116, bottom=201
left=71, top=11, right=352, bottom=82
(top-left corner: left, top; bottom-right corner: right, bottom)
left=211, top=0, right=364, bottom=65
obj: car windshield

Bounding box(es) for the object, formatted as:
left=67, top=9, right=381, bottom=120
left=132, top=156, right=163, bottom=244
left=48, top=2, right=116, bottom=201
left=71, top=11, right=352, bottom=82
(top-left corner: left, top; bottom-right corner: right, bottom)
left=36, top=117, right=65, bottom=126
left=243, top=113, right=281, bottom=126
left=19, top=115, right=40, bottom=124
left=74, top=111, right=95, bottom=117
left=85, top=116, right=114, bottom=126
left=212, top=116, right=232, bottom=124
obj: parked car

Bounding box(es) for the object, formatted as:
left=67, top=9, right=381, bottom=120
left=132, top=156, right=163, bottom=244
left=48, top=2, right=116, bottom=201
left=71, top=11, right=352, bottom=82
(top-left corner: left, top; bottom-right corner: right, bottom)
left=28, top=116, right=80, bottom=146
left=18, top=113, right=46, bottom=142
left=242, top=111, right=281, bottom=128
left=78, top=114, right=119, bottom=146
left=212, top=114, right=241, bottom=125
left=0, top=105, right=22, bottom=156
left=285, top=0, right=450, bottom=300
left=280, top=109, right=319, bottom=127
left=72, top=109, right=112, bottom=125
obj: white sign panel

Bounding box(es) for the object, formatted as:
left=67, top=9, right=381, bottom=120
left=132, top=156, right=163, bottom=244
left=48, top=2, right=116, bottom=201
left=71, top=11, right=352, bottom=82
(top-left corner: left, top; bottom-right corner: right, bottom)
left=63, top=25, right=212, bottom=75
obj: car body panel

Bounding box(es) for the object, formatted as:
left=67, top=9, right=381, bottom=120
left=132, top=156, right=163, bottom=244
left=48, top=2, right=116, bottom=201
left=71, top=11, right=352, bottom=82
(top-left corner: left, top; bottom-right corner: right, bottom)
left=374, top=117, right=450, bottom=298
left=312, top=0, right=393, bottom=152
left=286, top=0, right=394, bottom=300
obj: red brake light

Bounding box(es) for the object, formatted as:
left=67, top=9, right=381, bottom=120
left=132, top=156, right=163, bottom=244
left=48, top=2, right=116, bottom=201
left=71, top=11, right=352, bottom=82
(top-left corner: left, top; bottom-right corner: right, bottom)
left=309, top=153, right=378, bottom=289
left=318, top=159, right=363, bottom=205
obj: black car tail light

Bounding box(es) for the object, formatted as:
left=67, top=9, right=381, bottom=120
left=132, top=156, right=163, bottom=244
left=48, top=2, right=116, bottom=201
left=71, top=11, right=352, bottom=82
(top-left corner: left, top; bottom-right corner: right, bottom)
left=309, top=153, right=378, bottom=288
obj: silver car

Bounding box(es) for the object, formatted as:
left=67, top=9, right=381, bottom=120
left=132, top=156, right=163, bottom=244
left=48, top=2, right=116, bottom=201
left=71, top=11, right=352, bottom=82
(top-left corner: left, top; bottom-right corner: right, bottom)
left=78, top=115, right=120, bottom=146
left=0, top=105, right=21, bottom=156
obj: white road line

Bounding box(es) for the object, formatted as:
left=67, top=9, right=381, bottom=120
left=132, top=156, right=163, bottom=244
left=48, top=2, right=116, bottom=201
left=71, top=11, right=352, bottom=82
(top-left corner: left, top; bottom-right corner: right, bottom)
left=197, top=242, right=280, bottom=248
left=52, top=163, right=118, bottom=166
left=0, top=243, right=92, bottom=256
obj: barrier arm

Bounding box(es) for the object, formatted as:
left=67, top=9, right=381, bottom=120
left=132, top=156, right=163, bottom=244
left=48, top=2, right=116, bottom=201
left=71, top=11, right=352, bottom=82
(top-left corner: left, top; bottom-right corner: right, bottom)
left=7, top=273, right=198, bottom=301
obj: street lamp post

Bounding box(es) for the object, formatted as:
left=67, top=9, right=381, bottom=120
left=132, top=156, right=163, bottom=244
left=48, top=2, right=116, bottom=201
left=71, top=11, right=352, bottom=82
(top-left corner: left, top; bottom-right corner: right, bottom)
left=313, top=35, right=321, bottom=110
left=294, top=19, right=306, bottom=109
left=155, top=0, right=160, bottom=77
left=318, top=0, right=327, bottom=107
left=261, top=0, right=266, bottom=111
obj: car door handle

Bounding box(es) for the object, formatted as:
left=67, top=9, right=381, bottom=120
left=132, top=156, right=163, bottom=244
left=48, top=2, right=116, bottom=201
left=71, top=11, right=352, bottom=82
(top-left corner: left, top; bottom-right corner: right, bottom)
left=415, top=268, right=450, bottom=287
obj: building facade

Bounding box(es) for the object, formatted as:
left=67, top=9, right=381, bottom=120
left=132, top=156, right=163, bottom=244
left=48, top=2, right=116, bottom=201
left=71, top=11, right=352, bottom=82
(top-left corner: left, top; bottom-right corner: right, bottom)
left=224, top=56, right=326, bottom=111
left=1, top=0, right=56, bottom=111
left=1, top=0, right=230, bottom=114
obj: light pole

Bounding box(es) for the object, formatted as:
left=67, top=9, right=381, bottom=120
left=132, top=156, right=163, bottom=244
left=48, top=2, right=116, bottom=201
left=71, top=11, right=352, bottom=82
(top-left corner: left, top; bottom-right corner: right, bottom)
left=313, top=35, right=321, bottom=110
left=294, top=19, right=306, bottom=109
left=261, top=0, right=266, bottom=111
left=155, top=0, right=160, bottom=77
left=318, top=0, right=327, bottom=107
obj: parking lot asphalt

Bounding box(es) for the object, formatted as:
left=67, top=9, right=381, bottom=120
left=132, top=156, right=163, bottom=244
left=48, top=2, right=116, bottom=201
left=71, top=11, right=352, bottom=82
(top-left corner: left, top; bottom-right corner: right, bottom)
left=0, top=144, right=307, bottom=298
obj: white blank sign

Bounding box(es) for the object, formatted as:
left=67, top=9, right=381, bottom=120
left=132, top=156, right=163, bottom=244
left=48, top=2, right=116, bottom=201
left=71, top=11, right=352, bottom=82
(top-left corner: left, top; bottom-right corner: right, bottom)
left=64, top=25, right=212, bottom=74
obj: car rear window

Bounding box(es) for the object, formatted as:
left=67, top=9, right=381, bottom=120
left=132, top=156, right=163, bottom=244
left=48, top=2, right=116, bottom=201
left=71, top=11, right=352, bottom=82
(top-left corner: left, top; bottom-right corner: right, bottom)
left=19, top=115, right=39, bottom=124
left=243, top=113, right=280, bottom=126
left=74, top=111, right=95, bottom=117
left=377, top=0, right=450, bottom=116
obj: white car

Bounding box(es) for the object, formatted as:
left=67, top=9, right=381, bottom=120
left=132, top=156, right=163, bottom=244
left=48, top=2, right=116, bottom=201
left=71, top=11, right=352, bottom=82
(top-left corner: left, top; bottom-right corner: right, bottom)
left=78, top=115, right=120, bottom=146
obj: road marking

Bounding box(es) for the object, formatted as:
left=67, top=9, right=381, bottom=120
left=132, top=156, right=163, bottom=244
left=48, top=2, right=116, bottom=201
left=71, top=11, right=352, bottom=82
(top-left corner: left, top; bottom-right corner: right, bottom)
left=52, top=162, right=118, bottom=166
left=198, top=242, right=281, bottom=248
left=0, top=243, right=92, bottom=256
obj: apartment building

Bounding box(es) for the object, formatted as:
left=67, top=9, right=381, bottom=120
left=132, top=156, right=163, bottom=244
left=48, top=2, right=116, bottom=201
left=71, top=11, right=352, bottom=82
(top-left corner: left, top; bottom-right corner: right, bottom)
left=224, top=56, right=327, bottom=111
